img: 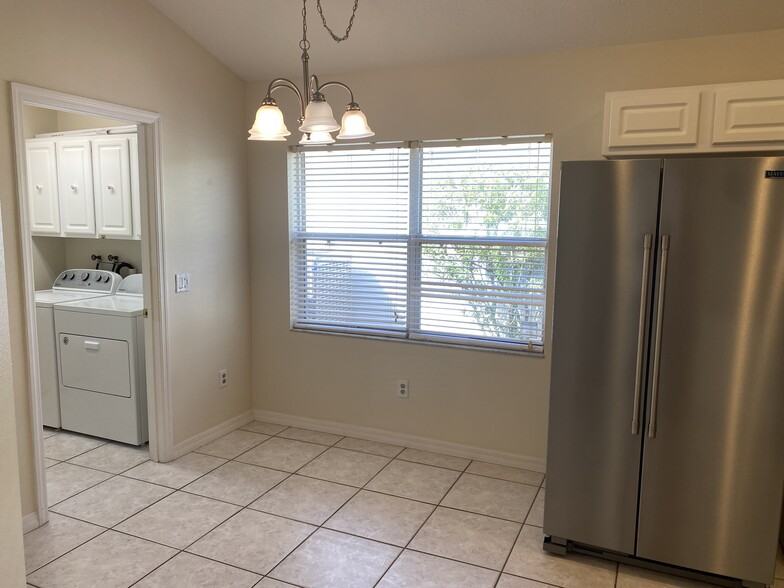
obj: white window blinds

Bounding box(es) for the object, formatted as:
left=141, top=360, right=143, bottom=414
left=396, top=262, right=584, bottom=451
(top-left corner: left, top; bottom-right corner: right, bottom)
left=289, top=136, right=552, bottom=351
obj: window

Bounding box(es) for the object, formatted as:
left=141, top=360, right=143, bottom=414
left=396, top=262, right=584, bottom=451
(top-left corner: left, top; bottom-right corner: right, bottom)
left=289, top=136, right=552, bottom=352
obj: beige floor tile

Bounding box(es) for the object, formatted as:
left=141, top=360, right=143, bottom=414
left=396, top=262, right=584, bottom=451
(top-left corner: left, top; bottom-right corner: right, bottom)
left=325, top=490, right=434, bottom=546
left=44, top=431, right=107, bottom=461
left=23, top=513, right=103, bottom=574
left=366, top=460, right=460, bottom=504
left=466, top=462, right=545, bottom=486
left=51, top=476, right=172, bottom=527
left=134, top=552, right=261, bottom=587
left=187, top=509, right=315, bottom=575
left=377, top=550, right=500, bottom=588
left=27, top=530, right=176, bottom=588
left=297, top=448, right=390, bottom=487
left=68, top=442, right=149, bottom=474
left=526, top=488, right=545, bottom=527
left=249, top=474, right=357, bottom=525
left=238, top=421, right=288, bottom=436
left=269, top=528, right=400, bottom=588
left=194, top=430, right=269, bottom=459
left=42, top=427, right=59, bottom=439
left=616, top=564, right=724, bottom=587
left=44, top=458, right=59, bottom=468
left=441, top=473, right=537, bottom=523
left=504, top=525, right=617, bottom=587
left=277, top=427, right=343, bottom=446
left=235, top=437, right=326, bottom=472
left=255, top=578, right=299, bottom=587
left=45, top=463, right=113, bottom=506
left=409, top=506, right=521, bottom=571
left=335, top=437, right=404, bottom=457
left=183, top=461, right=289, bottom=506
left=115, top=491, right=239, bottom=549
left=397, top=448, right=470, bottom=471
left=496, top=574, right=551, bottom=587
left=123, top=452, right=226, bottom=488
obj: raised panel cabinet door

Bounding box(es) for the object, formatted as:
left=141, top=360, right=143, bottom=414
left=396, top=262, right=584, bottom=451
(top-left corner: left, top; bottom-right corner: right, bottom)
left=26, top=139, right=61, bottom=235
left=92, top=137, right=133, bottom=238
left=57, top=138, right=95, bottom=236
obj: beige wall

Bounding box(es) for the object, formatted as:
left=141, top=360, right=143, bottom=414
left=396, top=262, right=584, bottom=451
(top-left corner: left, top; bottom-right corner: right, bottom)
left=248, top=28, right=784, bottom=465
left=1, top=0, right=252, bottom=522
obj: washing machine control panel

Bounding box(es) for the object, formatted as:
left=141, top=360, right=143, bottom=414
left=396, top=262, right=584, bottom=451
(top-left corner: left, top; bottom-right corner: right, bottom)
left=53, top=269, right=122, bottom=293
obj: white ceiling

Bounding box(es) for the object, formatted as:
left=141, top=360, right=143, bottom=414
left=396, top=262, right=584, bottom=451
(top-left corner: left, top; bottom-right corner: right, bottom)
left=148, top=0, right=784, bottom=82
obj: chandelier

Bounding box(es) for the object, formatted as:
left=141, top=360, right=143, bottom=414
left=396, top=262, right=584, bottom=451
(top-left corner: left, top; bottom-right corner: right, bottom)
left=248, top=0, right=373, bottom=145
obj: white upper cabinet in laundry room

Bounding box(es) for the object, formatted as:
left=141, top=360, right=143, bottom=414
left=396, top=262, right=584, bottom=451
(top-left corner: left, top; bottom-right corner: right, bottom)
left=26, top=139, right=61, bottom=235
left=57, top=138, right=95, bottom=236
left=129, top=135, right=141, bottom=240
left=92, top=136, right=133, bottom=238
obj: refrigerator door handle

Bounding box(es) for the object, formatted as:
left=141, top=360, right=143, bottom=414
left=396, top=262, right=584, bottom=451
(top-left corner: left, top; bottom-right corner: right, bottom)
left=632, top=233, right=654, bottom=435
left=648, top=234, right=670, bottom=438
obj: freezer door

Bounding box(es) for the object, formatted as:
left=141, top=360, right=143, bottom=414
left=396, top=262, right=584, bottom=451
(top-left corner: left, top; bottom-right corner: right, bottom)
left=545, top=159, right=661, bottom=554
left=637, top=157, right=784, bottom=584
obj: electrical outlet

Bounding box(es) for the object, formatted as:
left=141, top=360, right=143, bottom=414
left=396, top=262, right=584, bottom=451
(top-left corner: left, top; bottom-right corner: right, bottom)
left=397, top=379, right=409, bottom=399
left=175, top=273, right=190, bottom=293
left=219, top=368, right=228, bottom=388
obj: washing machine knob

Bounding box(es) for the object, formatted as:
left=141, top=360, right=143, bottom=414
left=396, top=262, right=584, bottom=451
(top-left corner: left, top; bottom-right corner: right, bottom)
left=81, top=272, right=89, bottom=281
left=68, top=273, right=75, bottom=280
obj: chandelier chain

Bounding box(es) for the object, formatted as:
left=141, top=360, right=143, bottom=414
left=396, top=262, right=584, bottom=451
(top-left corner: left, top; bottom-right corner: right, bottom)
left=299, top=0, right=310, bottom=52
left=316, top=0, right=359, bottom=43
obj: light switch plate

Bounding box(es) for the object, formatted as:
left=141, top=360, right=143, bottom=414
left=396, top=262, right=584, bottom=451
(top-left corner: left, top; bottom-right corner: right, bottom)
left=175, top=273, right=190, bottom=293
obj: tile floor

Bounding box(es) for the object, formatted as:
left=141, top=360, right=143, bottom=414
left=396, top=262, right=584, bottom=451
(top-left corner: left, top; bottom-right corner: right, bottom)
left=25, top=423, right=784, bottom=588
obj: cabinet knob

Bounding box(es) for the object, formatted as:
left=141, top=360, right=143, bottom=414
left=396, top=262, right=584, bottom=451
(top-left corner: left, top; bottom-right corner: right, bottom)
left=35, top=184, right=42, bottom=191
left=107, top=185, right=114, bottom=191
left=70, top=184, right=77, bottom=191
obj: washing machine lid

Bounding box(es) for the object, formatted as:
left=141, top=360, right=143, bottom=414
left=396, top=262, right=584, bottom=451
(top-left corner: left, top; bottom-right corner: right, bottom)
left=54, top=294, right=145, bottom=317
left=34, top=290, right=112, bottom=308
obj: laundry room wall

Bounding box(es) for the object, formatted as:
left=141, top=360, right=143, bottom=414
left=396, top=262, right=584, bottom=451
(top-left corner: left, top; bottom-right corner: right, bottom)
left=1, top=0, right=252, bottom=520
left=248, top=28, right=784, bottom=467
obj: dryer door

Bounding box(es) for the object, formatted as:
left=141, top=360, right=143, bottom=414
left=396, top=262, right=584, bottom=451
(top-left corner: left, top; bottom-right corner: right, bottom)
left=59, top=333, right=131, bottom=397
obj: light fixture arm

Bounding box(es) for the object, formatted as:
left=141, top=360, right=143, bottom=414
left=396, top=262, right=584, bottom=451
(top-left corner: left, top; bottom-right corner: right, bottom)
left=266, top=78, right=307, bottom=121
left=318, top=81, right=356, bottom=104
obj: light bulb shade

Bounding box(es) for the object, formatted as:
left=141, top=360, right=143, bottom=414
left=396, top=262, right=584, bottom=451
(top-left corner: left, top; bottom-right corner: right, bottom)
left=248, top=103, right=290, bottom=140
left=299, top=99, right=340, bottom=133
left=337, top=107, right=374, bottom=139
left=299, top=131, right=336, bottom=145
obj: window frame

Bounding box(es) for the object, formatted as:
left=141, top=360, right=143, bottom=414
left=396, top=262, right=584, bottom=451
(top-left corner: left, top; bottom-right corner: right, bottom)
left=289, top=135, right=553, bottom=354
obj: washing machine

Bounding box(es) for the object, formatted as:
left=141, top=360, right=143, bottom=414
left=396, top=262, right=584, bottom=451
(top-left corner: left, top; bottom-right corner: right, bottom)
left=54, top=274, right=147, bottom=445
left=35, top=269, right=122, bottom=428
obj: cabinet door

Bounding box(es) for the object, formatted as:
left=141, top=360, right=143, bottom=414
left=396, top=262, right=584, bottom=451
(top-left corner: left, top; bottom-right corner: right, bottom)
left=129, top=135, right=141, bottom=240
left=26, top=140, right=61, bottom=235
left=57, top=139, right=95, bottom=236
left=92, top=137, right=133, bottom=238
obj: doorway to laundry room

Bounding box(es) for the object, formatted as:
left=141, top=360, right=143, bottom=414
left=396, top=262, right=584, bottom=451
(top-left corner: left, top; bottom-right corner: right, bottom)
left=11, top=84, right=172, bottom=532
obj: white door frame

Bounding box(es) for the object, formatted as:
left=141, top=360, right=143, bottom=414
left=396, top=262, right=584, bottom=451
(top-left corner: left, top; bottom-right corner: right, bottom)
left=10, top=83, right=174, bottom=528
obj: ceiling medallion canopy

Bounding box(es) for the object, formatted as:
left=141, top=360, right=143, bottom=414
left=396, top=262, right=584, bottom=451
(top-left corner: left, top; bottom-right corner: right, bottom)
left=248, top=0, right=374, bottom=144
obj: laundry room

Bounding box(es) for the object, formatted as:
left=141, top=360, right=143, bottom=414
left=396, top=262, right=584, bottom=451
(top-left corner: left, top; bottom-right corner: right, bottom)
left=24, top=104, right=149, bottom=450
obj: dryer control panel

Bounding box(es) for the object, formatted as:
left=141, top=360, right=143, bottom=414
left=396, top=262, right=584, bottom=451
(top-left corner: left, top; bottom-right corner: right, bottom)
left=53, top=269, right=122, bottom=293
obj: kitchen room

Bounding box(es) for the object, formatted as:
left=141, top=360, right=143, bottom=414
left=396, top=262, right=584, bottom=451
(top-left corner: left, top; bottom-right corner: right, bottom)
left=1, top=1, right=783, bottom=586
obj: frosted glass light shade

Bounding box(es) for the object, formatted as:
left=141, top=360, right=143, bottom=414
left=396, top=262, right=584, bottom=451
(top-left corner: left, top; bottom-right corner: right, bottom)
left=248, top=103, right=290, bottom=140
left=337, top=107, right=374, bottom=139
left=299, top=131, right=335, bottom=145
left=299, top=99, right=340, bottom=133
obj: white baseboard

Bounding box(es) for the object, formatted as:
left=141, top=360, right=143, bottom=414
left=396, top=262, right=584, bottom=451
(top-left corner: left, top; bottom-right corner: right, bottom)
left=23, top=511, right=40, bottom=534
left=173, top=410, right=254, bottom=459
left=253, top=409, right=546, bottom=473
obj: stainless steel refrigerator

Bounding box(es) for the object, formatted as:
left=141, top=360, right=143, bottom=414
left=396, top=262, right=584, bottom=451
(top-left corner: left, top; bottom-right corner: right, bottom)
left=544, top=157, right=784, bottom=587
